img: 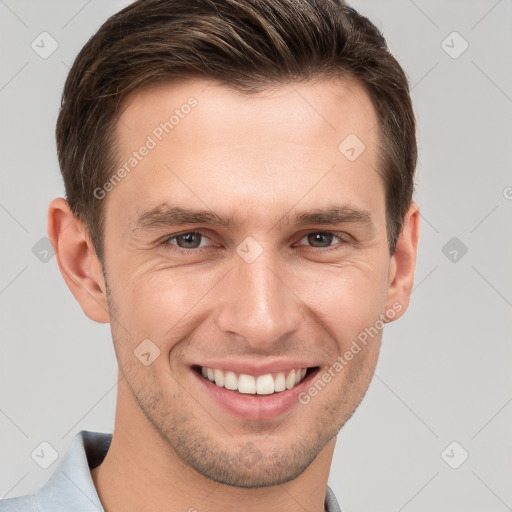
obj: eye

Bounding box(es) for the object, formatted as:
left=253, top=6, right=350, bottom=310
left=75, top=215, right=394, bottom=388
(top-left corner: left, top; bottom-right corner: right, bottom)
left=297, top=232, right=347, bottom=248
left=164, top=231, right=213, bottom=250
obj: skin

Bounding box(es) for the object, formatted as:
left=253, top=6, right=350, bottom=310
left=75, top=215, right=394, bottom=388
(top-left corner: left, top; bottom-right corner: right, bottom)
left=48, top=77, right=419, bottom=512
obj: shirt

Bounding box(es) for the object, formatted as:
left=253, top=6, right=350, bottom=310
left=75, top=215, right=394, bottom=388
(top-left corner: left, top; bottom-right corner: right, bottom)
left=0, top=431, right=342, bottom=512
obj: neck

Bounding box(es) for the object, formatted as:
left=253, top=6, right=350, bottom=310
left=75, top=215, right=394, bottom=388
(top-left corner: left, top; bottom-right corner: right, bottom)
left=91, top=378, right=336, bottom=512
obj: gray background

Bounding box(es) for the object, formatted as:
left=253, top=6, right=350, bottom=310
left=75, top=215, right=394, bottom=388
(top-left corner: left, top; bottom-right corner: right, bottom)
left=1, top=0, right=511, bottom=510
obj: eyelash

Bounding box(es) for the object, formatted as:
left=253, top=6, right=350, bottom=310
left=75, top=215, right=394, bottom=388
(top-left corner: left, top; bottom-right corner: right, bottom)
left=162, top=230, right=351, bottom=253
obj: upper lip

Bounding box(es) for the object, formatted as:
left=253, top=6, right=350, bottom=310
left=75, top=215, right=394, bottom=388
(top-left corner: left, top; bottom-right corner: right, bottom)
left=194, top=359, right=318, bottom=376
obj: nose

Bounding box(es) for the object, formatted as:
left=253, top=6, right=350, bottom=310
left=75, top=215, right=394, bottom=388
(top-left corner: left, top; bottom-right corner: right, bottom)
left=214, top=250, right=303, bottom=352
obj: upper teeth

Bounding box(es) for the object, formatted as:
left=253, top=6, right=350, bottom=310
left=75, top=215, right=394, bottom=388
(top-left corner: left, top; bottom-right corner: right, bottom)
left=200, top=367, right=307, bottom=395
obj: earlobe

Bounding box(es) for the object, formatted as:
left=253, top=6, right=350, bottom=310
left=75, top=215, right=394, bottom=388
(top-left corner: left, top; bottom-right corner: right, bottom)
left=385, top=201, right=420, bottom=322
left=47, top=198, right=110, bottom=324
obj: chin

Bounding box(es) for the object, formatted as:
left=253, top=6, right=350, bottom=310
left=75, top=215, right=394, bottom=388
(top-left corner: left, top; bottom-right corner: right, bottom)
left=189, top=448, right=317, bottom=488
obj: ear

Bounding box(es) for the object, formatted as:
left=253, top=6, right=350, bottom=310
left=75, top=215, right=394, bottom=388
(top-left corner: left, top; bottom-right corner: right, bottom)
left=47, top=198, right=110, bottom=323
left=385, top=201, right=420, bottom=321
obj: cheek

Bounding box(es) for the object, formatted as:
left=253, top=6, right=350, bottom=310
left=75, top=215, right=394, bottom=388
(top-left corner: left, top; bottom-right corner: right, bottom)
left=296, top=260, right=390, bottom=349
left=112, top=267, right=226, bottom=345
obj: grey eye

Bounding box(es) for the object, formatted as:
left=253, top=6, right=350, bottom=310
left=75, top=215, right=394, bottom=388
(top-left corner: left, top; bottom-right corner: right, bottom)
left=300, top=233, right=339, bottom=248
left=168, top=232, right=209, bottom=249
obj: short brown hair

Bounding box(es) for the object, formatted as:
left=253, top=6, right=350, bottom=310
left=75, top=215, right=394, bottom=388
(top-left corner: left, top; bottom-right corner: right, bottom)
left=56, top=0, right=416, bottom=262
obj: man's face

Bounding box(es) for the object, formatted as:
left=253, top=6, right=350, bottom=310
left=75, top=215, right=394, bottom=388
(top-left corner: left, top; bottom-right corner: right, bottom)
left=101, top=78, right=397, bottom=486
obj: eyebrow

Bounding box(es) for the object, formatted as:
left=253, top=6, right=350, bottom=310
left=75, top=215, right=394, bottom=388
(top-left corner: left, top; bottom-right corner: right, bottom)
left=131, top=203, right=375, bottom=233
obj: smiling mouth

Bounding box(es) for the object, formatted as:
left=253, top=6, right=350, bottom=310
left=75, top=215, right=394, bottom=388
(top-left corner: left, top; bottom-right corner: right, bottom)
left=194, top=366, right=318, bottom=395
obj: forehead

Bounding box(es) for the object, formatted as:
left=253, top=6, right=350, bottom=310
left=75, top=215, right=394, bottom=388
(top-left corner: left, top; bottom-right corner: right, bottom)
left=106, top=77, right=383, bottom=231
left=119, top=77, right=378, bottom=149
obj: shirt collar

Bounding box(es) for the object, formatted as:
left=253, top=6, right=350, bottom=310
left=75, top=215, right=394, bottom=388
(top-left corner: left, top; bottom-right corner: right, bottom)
left=36, top=431, right=109, bottom=511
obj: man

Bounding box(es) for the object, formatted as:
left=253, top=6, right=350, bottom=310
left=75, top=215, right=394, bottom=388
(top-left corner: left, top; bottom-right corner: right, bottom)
left=0, top=0, right=419, bottom=510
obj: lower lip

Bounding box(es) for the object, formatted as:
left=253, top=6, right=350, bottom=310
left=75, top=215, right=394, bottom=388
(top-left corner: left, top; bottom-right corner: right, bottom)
left=193, top=368, right=319, bottom=421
